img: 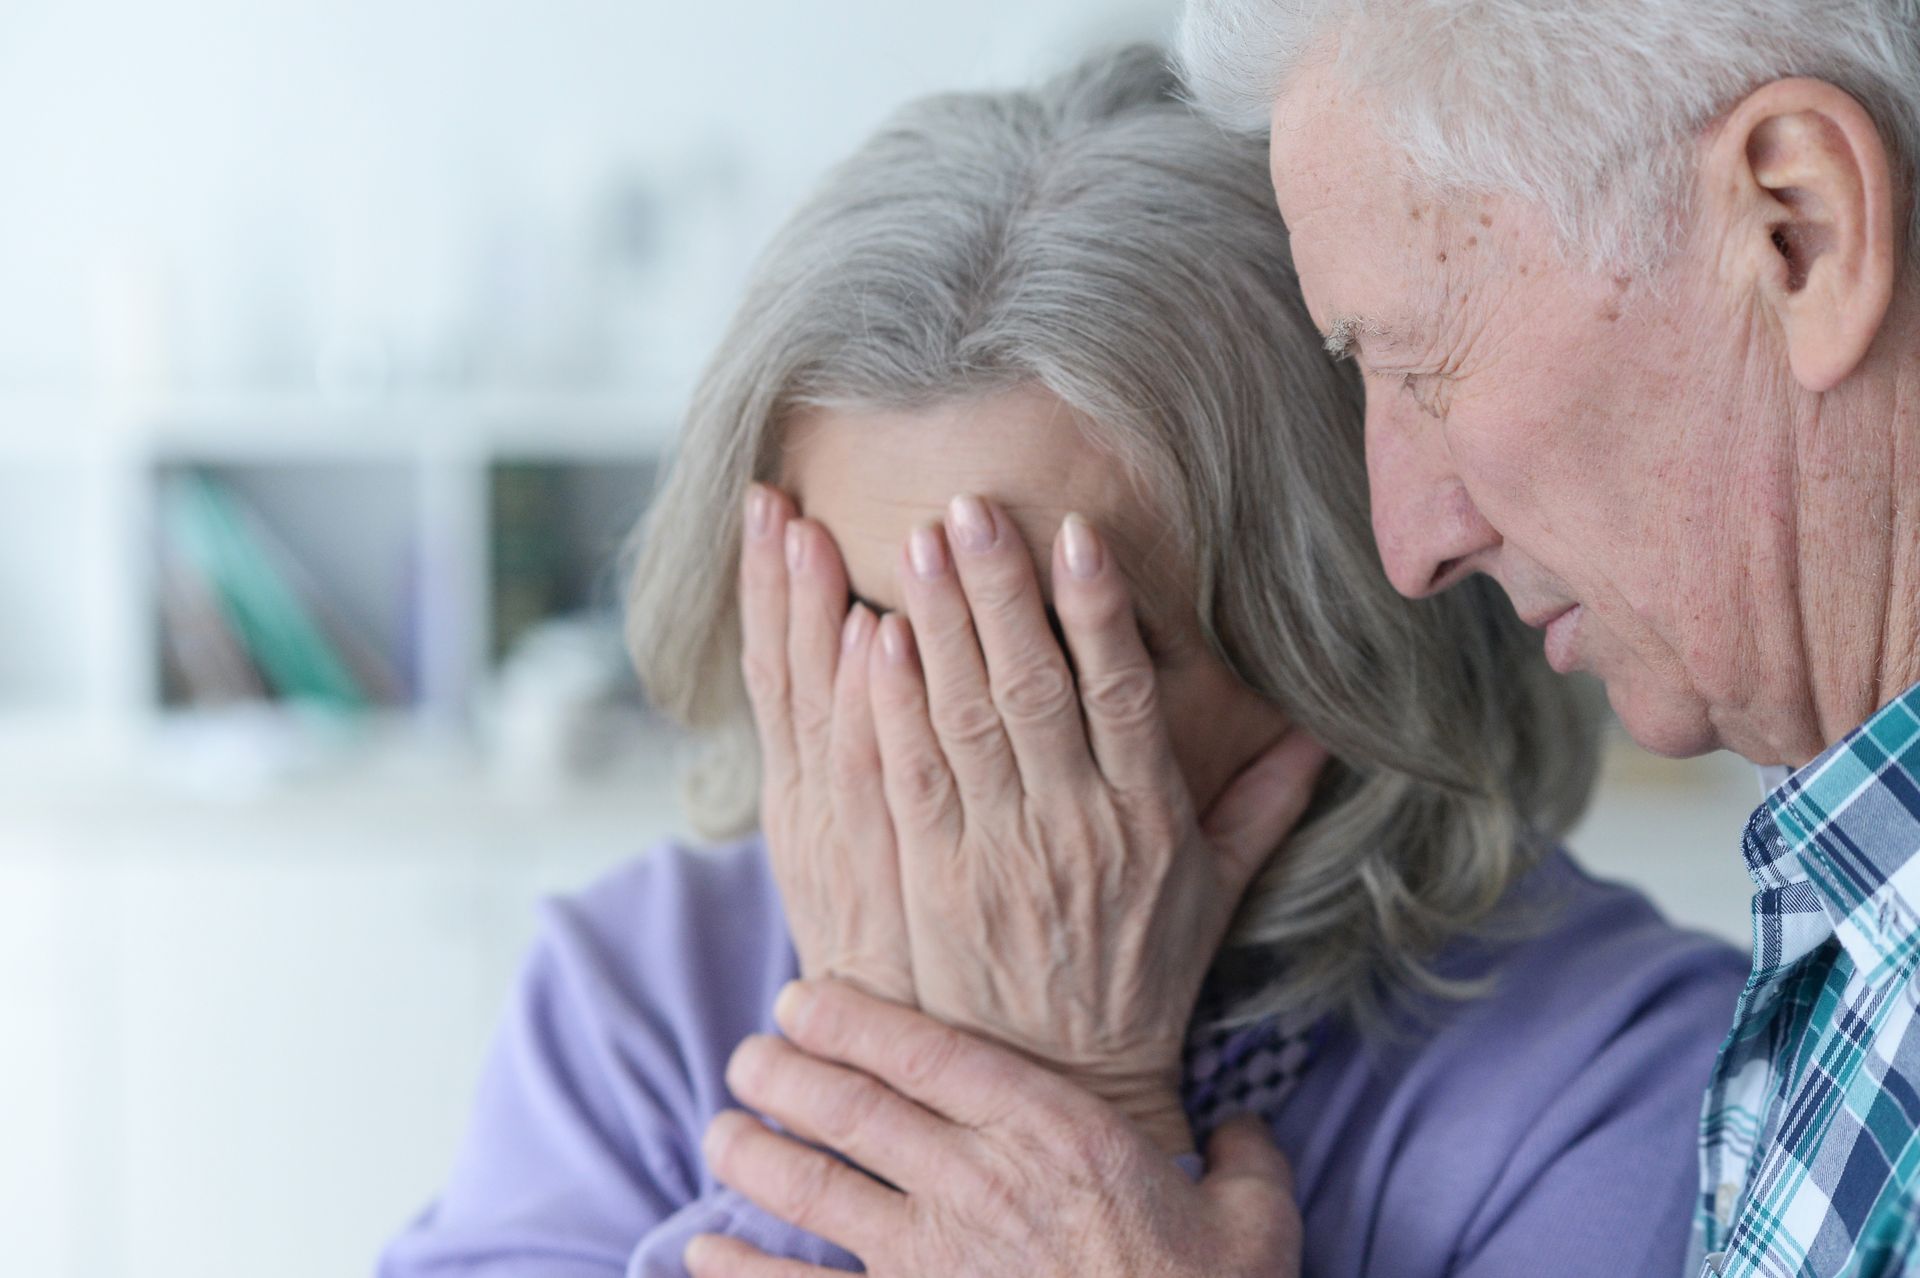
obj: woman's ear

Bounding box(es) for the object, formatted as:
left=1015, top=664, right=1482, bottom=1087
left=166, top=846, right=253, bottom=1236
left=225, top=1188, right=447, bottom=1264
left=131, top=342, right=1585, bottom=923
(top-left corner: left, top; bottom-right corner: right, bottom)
left=1703, top=77, right=1897, bottom=393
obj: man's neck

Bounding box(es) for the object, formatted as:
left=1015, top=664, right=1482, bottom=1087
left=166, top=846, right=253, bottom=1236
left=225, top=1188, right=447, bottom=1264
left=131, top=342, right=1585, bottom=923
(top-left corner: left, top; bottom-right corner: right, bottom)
left=1796, top=302, right=1920, bottom=757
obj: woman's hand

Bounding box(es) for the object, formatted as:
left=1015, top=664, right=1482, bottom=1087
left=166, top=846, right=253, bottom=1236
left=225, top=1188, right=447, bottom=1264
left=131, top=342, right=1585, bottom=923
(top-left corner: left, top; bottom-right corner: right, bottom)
left=739, top=484, right=913, bottom=1004
left=867, top=496, right=1326, bottom=1155
left=687, top=979, right=1304, bottom=1278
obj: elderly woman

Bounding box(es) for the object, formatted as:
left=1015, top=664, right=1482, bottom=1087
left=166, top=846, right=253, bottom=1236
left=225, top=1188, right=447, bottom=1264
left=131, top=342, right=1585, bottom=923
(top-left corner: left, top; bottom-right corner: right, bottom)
left=380, top=47, right=1744, bottom=1278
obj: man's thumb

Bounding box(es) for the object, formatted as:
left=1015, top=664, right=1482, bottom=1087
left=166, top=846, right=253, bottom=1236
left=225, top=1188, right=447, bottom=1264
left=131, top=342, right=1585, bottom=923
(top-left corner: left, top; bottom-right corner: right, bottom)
left=1199, top=1113, right=1295, bottom=1200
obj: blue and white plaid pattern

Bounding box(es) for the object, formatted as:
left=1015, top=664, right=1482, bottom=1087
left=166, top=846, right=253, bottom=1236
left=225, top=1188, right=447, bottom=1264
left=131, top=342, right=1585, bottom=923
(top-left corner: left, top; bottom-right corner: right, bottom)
left=1695, top=683, right=1920, bottom=1277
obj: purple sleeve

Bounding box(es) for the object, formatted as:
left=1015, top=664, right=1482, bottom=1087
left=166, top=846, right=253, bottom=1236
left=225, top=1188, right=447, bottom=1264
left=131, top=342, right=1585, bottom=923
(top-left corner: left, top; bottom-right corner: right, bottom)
left=377, top=839, right=860, bottom=1278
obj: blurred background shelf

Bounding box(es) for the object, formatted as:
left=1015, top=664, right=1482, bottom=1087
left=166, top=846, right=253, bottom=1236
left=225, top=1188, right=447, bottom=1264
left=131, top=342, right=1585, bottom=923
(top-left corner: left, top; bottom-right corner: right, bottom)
left=0, top=393, right=672, bottom=759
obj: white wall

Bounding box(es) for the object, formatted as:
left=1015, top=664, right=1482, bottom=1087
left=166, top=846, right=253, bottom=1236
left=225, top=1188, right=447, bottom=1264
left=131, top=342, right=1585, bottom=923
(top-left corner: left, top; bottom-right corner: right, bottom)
left=0, top=0, right=1180, bottom=397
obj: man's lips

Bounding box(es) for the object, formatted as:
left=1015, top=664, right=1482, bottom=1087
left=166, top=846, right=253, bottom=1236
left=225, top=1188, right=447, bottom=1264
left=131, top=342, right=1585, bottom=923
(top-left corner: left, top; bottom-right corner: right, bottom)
left=1519, top=604, right=1575, bottom=631
left=1541, top=605, right=1584, bottom=674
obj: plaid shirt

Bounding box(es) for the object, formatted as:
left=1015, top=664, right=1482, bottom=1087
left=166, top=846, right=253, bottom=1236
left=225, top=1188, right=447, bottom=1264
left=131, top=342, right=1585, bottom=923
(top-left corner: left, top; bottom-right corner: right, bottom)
left=1695, top=682, right=1920, bottom=1277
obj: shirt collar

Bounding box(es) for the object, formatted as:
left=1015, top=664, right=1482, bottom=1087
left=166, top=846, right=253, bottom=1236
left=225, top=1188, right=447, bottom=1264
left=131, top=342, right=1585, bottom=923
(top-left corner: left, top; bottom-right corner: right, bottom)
left=1747, top=681, right=1920, bottom=971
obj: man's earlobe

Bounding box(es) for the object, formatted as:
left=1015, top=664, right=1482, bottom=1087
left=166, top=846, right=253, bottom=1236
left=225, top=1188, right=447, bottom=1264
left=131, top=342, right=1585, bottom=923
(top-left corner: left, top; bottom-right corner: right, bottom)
left=1714, top=78, right=1897, bottom=393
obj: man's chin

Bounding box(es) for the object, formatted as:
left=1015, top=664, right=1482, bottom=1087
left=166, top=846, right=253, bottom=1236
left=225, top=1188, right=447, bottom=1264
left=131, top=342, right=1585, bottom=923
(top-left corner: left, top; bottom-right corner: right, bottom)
left=1607, top=682, right=1722, bottom=760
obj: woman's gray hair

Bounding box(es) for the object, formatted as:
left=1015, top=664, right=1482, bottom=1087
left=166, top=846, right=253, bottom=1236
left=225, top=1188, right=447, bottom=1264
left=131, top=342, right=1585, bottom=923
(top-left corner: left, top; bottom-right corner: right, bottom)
left=1177, top=0, right=1920, bottom=274
left=623, top=45, right=1602, bottom=1032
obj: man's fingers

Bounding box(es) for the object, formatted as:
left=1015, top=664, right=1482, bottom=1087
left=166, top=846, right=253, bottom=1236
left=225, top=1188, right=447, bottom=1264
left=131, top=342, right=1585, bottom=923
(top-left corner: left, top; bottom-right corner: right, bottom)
left=773, top=977, right=1095, bottom=1135
left=868, top=613, right=962, bottom=845
left=684, top=1233, right=844, bottom=1278
left=784, top=518, right=852, bottom=777
left=726, top=1032, right=966, bottom=1194
left=1050, top=513, right=1181, bottom=795
left=740, top=484, right=799, bottom=782
left=702, top=1108, right=905, bottom=1259
left=944, top=494, right=1091, bottom=791
left=896, top=523, right=1022, bottom=804
left=1199, top=729, right=1330, bottom=895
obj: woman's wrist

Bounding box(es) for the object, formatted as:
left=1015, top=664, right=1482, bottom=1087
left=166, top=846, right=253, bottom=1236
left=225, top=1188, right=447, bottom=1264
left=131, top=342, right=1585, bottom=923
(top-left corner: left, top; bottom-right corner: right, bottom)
left=1070, top=1077, right=1194, bottom=1160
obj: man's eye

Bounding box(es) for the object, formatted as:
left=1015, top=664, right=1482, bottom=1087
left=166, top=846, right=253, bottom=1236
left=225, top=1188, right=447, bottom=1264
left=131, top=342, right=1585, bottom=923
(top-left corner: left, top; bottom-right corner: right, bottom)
left=1399, top=373, right=1451, bottom=420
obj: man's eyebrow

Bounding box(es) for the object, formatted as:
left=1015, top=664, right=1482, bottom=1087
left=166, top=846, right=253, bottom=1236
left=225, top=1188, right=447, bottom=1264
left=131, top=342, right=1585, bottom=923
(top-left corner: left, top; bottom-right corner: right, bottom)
left=1323, top=315, right=1384, bottom=361
left=1328, top=314, right=1420, bottom=362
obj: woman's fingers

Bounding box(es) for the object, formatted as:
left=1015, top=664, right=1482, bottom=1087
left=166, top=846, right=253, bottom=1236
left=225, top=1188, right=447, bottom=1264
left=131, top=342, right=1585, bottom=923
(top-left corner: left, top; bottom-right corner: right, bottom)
left=943, top=495, right=1093, bottom=792
left=868, top=613, right=962, bottom=845
left=725, top=1031, right=967, bottom=1195
left=1049, top=513, right=1181, bottom=795
left=739, top=485, right=799, bottom=783
left=783, top=517, right=852, bottom=783
left=702, top=1107, right=906, bottom=1261
left=825, top=605, right=914, bottom=1001
left=895, top=523, right=1022, bottom=804
left=1199, top=728, right=1331, bottom=895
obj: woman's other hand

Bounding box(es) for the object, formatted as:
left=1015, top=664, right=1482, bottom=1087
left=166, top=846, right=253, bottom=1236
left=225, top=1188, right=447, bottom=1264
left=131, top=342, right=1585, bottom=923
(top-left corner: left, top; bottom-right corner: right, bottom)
left=869, top=496, right=1326, bottom=1156
left=739, top=483, right=913, bottom=1004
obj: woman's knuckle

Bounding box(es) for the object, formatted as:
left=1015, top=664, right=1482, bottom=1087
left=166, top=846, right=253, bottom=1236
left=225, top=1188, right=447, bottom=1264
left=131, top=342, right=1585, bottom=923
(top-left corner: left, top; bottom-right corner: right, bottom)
left=893, top=750, right=954, bottom=810
left=827, top=741, right=870, bottom=793
left=993, top=660, right=1075, bottom=724
left=967, top=568, right=1030, bottom=617
left=1082, top=665, right=1159, bottom=725
left=931, top=694, right=1003, bottom=751
left=741, top=653, right=789, bottom=707
left=789, top=693, right=833, bottom=744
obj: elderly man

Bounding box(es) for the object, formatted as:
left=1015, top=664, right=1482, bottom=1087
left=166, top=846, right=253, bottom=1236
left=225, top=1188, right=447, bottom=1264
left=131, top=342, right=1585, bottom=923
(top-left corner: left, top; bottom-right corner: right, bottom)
left=1180, top=1, right=1920, bottom=1273
left=688, top=5, right=1920, bottom=1278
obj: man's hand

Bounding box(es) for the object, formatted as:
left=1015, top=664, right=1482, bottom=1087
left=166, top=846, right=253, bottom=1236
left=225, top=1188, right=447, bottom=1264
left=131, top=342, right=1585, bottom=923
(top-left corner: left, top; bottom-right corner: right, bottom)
left=685, top=979, right=1303, bottom=1278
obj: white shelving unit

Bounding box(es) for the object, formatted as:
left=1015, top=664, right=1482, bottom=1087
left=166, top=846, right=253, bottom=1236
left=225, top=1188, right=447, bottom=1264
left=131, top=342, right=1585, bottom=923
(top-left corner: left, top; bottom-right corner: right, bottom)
left=0, top=390, right=682, bottom=767
left=0, top=389, right=701, bottom=1278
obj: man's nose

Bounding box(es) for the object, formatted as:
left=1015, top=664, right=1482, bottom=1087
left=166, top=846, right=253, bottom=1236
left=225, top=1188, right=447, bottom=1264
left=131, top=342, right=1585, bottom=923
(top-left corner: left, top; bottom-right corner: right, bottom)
left=1365, top=403, right=1500, bottom=599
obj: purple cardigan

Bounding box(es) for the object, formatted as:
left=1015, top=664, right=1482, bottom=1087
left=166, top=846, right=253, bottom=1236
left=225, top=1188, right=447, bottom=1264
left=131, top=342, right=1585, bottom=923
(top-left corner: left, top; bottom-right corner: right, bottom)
left=378, top=836, right=1745, bottom=1278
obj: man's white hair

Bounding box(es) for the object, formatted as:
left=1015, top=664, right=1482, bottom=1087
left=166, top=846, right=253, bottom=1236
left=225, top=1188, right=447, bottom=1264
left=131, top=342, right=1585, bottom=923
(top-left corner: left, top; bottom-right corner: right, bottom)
left=1177, top=0, right=1920, bottom=271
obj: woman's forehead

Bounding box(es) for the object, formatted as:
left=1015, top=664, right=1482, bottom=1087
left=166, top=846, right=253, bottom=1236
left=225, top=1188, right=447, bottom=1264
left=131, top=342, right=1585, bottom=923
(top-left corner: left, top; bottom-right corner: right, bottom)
left=775, top=391, right=1175, bottom=614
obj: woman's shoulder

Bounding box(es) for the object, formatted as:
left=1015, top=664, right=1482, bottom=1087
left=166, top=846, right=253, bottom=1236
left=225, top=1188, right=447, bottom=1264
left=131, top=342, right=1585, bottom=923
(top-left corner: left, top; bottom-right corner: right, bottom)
left=1372, top=846, right=1746, bottom=1091
left=1285, top=848, right=1747, bottom=1275
left=519, top=832, right=796, bottom=1093
left=555, top=831, right=787, bottom=955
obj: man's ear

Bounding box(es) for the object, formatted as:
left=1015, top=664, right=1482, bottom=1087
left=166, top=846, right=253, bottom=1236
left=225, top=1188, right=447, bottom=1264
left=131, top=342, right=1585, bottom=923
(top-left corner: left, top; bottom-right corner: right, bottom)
left=1704, top=77, right=1897, bottom=393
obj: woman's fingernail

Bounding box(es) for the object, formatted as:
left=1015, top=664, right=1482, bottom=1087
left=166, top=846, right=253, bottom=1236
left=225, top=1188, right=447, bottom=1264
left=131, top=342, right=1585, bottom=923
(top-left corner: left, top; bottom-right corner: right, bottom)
left=948, top=494, right=995, bottom=553
left=908, top=525, right=947, bottom=580
left=1061, top=513, right=1103, bottom=579
left=746, top=485, right=771, bottom=538
left=878, top=614, right=914, bottom=667
left=785, top=521, right=807, bottom=573
left=842, top=604, right=872, bottom=653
